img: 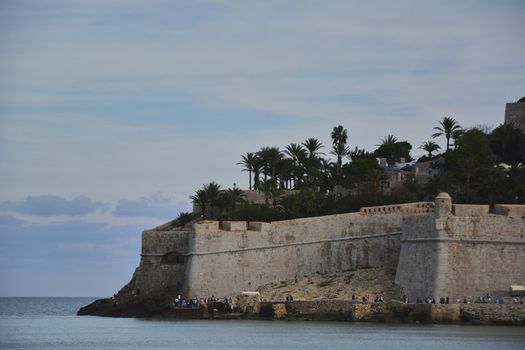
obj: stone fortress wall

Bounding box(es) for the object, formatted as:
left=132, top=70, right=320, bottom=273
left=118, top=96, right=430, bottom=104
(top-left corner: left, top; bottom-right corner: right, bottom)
left=128, top=196, right=525, bottom=303
left=184, top=212, right=403, bottom=298
left=395, top=194, right=525, bottom=301
left=134, top=228, right=192, bottom=296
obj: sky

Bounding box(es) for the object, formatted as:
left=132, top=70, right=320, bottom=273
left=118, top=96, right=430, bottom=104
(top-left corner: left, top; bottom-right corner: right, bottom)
left=0, top=0, right=524, bottom=297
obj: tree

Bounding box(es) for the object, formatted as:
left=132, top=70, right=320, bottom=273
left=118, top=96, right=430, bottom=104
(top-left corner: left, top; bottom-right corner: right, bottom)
left=203, top=182, right=222, bottom=217
left=189, top=189, right=208, bottom=218
left=377, top=134, right=398, bottom=147
left=260, top=178, right=282, bottom=207
left=302, top=138, right=325, bottom=188
left=285, top=143, right=307, bottom=188
left=490, top=123, right=525, bottom=165
left=237, top=152, right=258, bottom=190
left=330, top=125, right=350, bottom=182
left=252, top=156, right=264, bottom=191
left=175, top=212, right=194, bottom=227
left=331, top=125, right=348, bottom=146
left=342, top=157, right=384, bottom=194
left=419, top=141, right=441, bottom=158
left=302, top=138, right=325, bottom=160
left=257, top=147, right=272, bottom=183
left=447, top=128, right=493, bottom=202
left=348, top=147, right=375, bottom=161
left=374, top=136, right=412, bottom=167
left=217, top=187, right=246, bottom=219
left=432, top=116, right=462, bottom=152
left=285, top=143, right=307, bottom=164
left=257, top=147, right=283, bottom=183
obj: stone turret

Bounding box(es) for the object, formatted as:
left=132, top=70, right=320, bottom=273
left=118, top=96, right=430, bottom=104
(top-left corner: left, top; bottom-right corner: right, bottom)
left=505, top=97, right=525, bottom=133
left=434, top=192, right=452, bottom=218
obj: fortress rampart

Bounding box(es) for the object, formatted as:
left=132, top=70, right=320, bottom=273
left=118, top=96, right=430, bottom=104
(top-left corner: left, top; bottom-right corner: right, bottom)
left=395, top=194, right=525, bottom=301
left=184, top=212, right=402, bottom=297
left=113, top=195, right=524, bottom=309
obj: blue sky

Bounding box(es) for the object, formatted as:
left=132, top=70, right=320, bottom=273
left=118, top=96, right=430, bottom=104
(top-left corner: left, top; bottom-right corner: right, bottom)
left=0, top=0, right=524, bottom=296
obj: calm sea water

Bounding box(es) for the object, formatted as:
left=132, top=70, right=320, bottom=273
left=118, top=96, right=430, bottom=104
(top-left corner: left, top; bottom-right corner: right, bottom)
left=0, top=298, right=524, bottom=350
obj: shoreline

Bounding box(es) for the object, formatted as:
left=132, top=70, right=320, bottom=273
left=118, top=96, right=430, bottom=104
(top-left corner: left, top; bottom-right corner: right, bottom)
left=78, top=298, right=525, bottom=326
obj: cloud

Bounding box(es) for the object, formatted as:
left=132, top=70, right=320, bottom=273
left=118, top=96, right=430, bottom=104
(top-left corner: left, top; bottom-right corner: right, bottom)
left=0, top=195, right=106, bottom=216
left=113, top=192, right=191, bottom=219
left=0, top=1, right=524, bottom=202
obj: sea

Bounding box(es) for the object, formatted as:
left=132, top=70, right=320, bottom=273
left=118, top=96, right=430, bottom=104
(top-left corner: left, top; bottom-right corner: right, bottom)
left=0, top=297, right=524, bottom=350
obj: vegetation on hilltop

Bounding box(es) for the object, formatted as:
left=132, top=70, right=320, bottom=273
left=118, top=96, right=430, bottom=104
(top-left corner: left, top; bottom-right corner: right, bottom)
left=177, top=119, right=525, bottom=224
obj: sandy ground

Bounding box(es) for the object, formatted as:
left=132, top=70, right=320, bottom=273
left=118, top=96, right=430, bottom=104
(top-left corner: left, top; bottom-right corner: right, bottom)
left=257, top=267, right=401, bottom=302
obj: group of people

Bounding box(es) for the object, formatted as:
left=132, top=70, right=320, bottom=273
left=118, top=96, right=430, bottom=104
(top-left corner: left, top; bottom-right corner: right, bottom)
left=404, top=293, right=525, bottom=305
left=172, top=295, right=201, bottom=308
left=350, top=293, right=384, bottom=303
left=172, top=295, right=238, bottom=312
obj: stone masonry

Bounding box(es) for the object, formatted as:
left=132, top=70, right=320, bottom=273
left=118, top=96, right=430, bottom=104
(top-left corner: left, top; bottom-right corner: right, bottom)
left=120, top=194, right=524, bottom=305
left=505, top=99, right=525, bottom=133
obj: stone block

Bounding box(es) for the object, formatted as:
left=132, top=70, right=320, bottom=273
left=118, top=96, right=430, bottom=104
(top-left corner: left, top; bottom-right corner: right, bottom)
left=221, top=221, right=247, bottom=232
left=194, top=221, right=219, bottom=234
left=248, top=222, right=271, bottom=232
left=494, top=204, right=525, bottom=219
left=452, top=204, right=489, bottom=217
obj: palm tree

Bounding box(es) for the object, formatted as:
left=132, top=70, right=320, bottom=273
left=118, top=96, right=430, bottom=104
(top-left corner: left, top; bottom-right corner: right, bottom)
left=330, top=125, right=350, bottom=181
left=331, top=125, right=348, bottom=147
left=266, top=147, right=283, bottom=181
left=452, top=129, right=464, bottom=150
left=285, top=143, right=307, bottom=188
left=432, top=116, right=462, bottom=152
left=257, top=147, right=283, bottom=183
left=260, top=178, right=282, bottom=207
left=218, top=187, right=246, bottom=219
left=237, top=152, right=258, bottom=190
left=419, top=141, right=441, bottom=158
left=189, top=189, right=208, bottom=218
left=377, top=134, right=398, bottom=147
left=331, top=143, right=350, bottom=177
left=203, top=182, right=222, bottom=217
left=375, top=134, right=399, bottom=167
left=257, top=147, right=271, bottom=183
left=252, top=156, right=264, bottom=191
left=302, top=138, right=325, bottom=159
left=302, top=138, right=325, bottom=189
left=284, top=143, right=307, bottom=164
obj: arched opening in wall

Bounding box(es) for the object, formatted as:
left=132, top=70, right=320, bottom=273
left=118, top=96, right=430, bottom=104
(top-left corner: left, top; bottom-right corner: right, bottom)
left=161, top=252, right=185, bottom=265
